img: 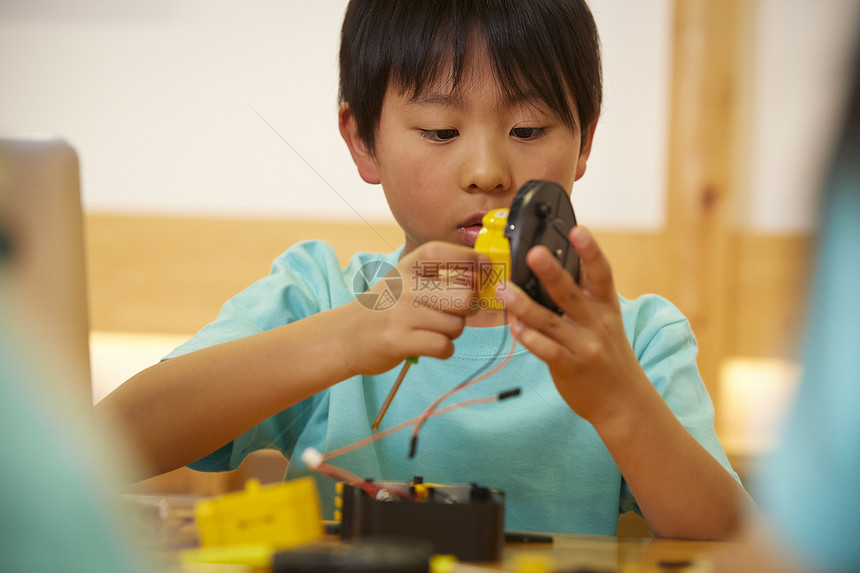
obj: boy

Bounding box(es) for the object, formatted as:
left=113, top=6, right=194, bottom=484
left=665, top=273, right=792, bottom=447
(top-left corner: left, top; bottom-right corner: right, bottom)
left=98, top=0, right=749, bottom=538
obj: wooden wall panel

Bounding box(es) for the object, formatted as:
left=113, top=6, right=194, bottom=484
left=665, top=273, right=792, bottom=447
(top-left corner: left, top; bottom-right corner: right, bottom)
left=85, top=215, right=403, bottom=334
left=86, top=214, right=667, bottom=334
left=664, top=0, right=746, bottom=396
left=730, top=232, right=816, bottom=359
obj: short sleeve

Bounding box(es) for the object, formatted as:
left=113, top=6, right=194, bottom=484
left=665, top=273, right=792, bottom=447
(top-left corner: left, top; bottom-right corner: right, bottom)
left=165, top=241, right=349, bottom=470
left=166, top=241, right=403, bottom=472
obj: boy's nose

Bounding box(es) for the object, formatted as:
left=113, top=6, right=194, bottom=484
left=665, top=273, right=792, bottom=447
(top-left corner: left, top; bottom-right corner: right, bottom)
left=460, top=140, right=512, bottom=194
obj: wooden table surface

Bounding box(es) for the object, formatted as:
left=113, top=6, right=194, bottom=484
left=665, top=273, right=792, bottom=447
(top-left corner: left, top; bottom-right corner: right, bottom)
left=500, top=533, right=730, bottom=572
left=131, top=493, right=734, bottom=572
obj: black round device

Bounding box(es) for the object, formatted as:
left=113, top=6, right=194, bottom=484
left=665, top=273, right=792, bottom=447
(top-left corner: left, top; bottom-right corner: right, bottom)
left=504, top=180, right=579, bottom=314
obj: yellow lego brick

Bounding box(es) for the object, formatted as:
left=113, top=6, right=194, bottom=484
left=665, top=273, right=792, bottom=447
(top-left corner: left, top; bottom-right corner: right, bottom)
left=195, top=477, right=324, bottom=550
left=180, top=543, right=273, bottom=571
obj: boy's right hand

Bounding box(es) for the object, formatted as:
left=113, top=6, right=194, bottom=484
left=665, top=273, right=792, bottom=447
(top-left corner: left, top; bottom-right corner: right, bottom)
left=345, top=241, right=488, bottom=377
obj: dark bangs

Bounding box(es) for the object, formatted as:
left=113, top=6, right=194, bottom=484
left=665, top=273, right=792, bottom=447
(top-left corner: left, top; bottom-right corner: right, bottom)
left=339, top=0, right=602, bottom=152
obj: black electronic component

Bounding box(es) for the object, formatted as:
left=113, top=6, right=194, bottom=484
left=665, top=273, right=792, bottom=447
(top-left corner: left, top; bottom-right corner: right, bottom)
left=505, top=180, right=580, bottom=314
left=504, top=531, right=554, bottom=544
left=339, top=480, right=505, bottom=562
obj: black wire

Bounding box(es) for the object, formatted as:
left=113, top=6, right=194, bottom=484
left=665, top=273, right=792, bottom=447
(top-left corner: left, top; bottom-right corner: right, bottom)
left=409, top=309, right=513, bottom=458
left=453, top=309, right=512, bottom=387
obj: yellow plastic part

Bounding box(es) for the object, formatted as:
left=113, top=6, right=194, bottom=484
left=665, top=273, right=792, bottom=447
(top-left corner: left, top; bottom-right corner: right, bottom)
left=180, top=543, right=273, bottom=572
left=412, top=482, right=430, bottom=500
left=512, top=552, right=555, bottom=573
left=333, top=481, right=344, bottom=522
left=473, top=208, right=511, bottom=311
left=430, top=554, right=459, bottom=573
left=195, top=477, right=324, bottom=550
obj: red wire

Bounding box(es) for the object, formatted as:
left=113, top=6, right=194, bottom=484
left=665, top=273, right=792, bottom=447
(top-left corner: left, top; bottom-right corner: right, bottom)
left=310, top=314, right=520, bottom=486
left=409, top=331, right=518, bottom=450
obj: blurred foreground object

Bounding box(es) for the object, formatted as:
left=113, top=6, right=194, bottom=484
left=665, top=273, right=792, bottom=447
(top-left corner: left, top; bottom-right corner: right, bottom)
left=752, top=45, right=860, bottom=572
left=0, top=313, right=152, bottom=571
left=0, top=137, right=154, bottom=571
left=0, top=137, right=91, bottom=400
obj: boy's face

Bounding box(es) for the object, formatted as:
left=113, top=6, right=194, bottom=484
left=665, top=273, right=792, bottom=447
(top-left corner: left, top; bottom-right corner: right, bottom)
left=340, top=47, right=595, bottom=256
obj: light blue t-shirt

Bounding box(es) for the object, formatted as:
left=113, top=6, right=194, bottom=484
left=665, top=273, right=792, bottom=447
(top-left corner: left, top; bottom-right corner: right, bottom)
left=167, top=240, right=738, bottom=535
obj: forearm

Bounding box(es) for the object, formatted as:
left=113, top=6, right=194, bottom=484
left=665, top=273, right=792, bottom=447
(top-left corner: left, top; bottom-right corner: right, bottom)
left=594, top=380, right=752, bottom=540
left=97, top=242, right=485, bottom=481
left=95, top=303, right=361, bottom=480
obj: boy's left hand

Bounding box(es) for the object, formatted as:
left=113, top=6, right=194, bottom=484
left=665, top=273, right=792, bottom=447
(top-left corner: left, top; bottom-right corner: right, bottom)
left=495, top=225, right=650, bottom=427
left=499, top=226, right=751, bottom=540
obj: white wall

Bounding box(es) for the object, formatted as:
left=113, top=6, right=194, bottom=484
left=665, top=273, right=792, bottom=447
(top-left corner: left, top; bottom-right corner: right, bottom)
left=0, top=1, right=856, bottom=232
left=0, top=0, right=670, bottom=229
left=745, top=0, right=859, bottom=232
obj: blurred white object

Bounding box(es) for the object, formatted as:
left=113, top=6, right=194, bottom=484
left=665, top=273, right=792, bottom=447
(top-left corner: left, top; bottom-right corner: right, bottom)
left=90, top=330, right=191, bottom=403
left=719, top=357, right=802, bottom=457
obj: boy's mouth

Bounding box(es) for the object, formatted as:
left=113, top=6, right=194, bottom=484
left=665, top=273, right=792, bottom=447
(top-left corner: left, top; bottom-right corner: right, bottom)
left=458, top=213, right=487, bottom=247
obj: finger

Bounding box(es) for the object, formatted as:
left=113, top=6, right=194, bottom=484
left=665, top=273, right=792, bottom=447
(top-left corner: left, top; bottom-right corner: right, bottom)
left=405, top=242, right=486, bottom=313
left=407, top=305, right=466, bottom=338
left=510, top=314, right=573, bottom=368
left=524, top=245, right=593, bottom=323
left=410, top=288, right=480, bottom=317
left=496, top=280, right=582, bottom=349
left=414, top=241, right=490, bottom=273
left=569, top=226, right=617, bottom=304
left=401, top=330, right=457, bottom=361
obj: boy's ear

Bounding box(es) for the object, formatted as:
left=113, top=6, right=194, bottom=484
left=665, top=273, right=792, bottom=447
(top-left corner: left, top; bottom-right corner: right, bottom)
left=338, top=103, right=380, bottom=184
left=574, top=113, right=599, bottom=181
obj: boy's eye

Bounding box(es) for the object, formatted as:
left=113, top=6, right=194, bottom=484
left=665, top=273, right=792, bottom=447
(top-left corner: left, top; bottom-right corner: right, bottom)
left=511, top=127, right=546, bottom=140
left=419, top=129, right=459, bottom=142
